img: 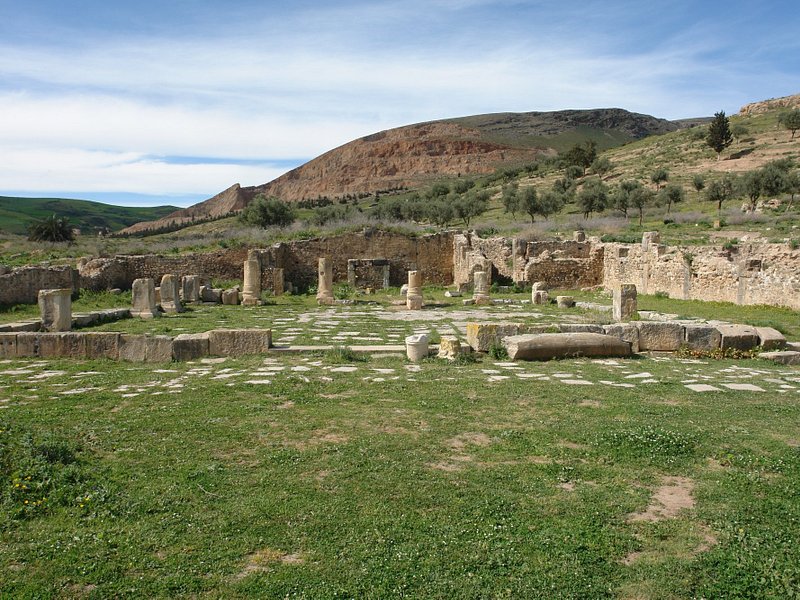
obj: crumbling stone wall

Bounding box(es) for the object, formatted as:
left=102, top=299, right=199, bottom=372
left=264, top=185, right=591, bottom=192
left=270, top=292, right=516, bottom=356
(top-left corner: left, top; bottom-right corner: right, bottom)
left=603, top=240, right=800, bottom=310
left=0, top=265, right=79, bottom=306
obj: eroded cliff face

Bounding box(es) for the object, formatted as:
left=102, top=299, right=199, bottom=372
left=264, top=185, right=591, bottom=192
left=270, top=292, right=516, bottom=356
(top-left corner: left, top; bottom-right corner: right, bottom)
left=250, top=121, right=543, bottom=201
left=739, top=93, right=800, bottom=116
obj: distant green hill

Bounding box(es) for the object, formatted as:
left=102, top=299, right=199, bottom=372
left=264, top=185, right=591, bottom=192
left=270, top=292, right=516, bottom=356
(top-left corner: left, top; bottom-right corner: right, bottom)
left=0, top=197, right=180, bottom=235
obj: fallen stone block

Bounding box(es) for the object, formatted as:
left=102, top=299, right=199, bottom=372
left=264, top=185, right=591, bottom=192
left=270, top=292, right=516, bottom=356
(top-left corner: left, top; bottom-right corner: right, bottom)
left=602, top=323, right=640, bottom=353
left=173, top=333, right=210, bottom=361
left=222, top=288, right=241, bottom=305
left=558, top=323, right=604, bottom=334
left=200, top=286, right=223, bottom=303
left=0, top=333, right=17, bottom=358
left=717, top=324, right=759, bottom=351
left=208, top=329, right=272, bottom=357
left=634, top=321, right=684, bottom=351
left=444, top=290, right=462, bottom=298
left=2, top=321, right=41, bottom=333
left=72, top=313, right=99, bottom=328
left=466, top=322, right=549, bottom=352
left=556, top=296, right=576, bottom=309
left=683, top=325, right=721, bottom=351
left=755, top=327, right=786, bottom=350
left=84, top=332, right=121, bottom=360
left=437, top=336, right=463, bottom=359
left=787, top=341, right=800, bottom=352
left=759, top=350, right=800, bottom=365
left=503, top=333, right=632, bottom=361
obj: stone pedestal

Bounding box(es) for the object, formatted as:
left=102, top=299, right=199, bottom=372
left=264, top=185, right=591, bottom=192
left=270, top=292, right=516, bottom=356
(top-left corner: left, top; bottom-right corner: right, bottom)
left=38, top=288, right=72, bottom=331
left=642, top=231, right=661, bottom=251
left=473, top=271, right=492, bottom=305
left=406, top=270, right=423, bottom=310
left=437, top=336, right=462, bottom=360
left=613, top=283, right=637, bottom=321
left=131, top=278, right=160, bottom=319
left=160, top=274, right=184, bottom=314
left=242, top=252, right=262, bottom=306
left=573, top=230, right=586, bottom=242
left=405, top=333, right=429, bottom=362
left=181, top=275, right=201, bottom=303
left=532, top=281, right=548, bottom=292
left=222, top=287, right=241, bottom=305
left=532, top=290, right=549, bottom=305
left=316, top=258, right=335, bottom=305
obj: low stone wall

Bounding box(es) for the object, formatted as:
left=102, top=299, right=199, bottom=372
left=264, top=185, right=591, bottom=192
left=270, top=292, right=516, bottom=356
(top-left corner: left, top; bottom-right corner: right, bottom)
left=0, top=265, right=79, bottom=306
left=603, top=240, right=800, bottom=310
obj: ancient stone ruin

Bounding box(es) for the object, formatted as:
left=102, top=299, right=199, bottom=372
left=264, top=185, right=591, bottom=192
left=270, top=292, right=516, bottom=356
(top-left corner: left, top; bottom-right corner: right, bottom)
left=38, top=289, right=72, bottom=332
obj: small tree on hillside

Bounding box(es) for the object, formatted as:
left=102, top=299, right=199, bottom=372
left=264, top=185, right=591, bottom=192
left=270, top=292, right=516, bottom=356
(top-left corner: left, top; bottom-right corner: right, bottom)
left=739, top=170, right=764, bottom=212
left=590, top=156, right=613, bottom=178
left=630, top=187, right=654, bottom=226
left=659, top=184, right=685, bottom=215
left=778, top=109, right=800, bottom=139
left=613, top=180, right=642, bottom=219
left=577, top=178, right=608, bottom=219
left=706, top=111, right=733, bottom=160
left=731, top=123, right=749, bottom=145
left=705, top=174, right=736, bottom=218
left=519, top=187, right=540, bottom=223
left=650, top=167, right=669, bottom=190
left=454, top=191, right=489, bottom=227
left=536, top=190, right=564, bottom=221
left=27, top=214, right=75, bottom=243
left=501, top=182, right=520, bottom=218
left=561, top=140, right=597, bottom=175
left=692, top=174, right=706, bottom=194
left=240, top=195, right=296, bottom=228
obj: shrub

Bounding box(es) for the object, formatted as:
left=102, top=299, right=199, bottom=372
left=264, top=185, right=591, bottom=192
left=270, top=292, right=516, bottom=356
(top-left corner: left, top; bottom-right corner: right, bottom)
left=27, top=214, right=75, bottom=243
left=239, top=195, right=295, bottom=228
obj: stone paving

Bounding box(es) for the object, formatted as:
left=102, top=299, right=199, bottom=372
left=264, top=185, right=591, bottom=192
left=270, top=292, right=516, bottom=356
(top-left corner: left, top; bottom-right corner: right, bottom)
left=1, top=355, right=797, bottom=410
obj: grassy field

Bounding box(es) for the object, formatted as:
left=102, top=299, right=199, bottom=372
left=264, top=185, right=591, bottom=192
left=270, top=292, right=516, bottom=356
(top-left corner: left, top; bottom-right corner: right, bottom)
left=1, top=342, right=799, bottom=598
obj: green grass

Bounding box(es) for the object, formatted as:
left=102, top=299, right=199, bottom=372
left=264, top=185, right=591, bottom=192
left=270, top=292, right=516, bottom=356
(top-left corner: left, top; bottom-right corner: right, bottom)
left=0, top=197, right=179, bottom=236
left=1, top=349, right=798, bottom=598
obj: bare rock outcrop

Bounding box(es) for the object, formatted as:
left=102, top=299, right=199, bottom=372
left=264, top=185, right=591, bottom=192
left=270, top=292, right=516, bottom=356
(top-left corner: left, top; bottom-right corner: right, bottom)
left=739, top=93, right=800, bottom=116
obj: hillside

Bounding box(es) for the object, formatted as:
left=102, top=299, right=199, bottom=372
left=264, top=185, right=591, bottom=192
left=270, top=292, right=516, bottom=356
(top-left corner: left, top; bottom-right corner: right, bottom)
left=120, top=108, right=678, bottom=235
left=0, top=197, right=179, bottom=236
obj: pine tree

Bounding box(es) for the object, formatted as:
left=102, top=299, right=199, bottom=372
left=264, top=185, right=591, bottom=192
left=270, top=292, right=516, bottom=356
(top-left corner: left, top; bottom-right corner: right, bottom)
left=706, top=111, right=733, bottom=160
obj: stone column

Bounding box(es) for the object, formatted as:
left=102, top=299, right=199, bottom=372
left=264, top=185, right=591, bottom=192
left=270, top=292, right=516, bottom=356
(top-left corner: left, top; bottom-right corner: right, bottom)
left=131, top=278, right=160, bottom=319
left=406, top=270, right=423, bottom=310
left=473, top=271, right=491, bottom=305
left=38, top=288, right=72, bottom=331
left=316, top=258, right=335, bottom=305
left=405, top=333, right=429, bottom=362
left=613, top=283, right=638, bottom=322
left=159, top=274, right=184, bottom=314
left=241, top=251, right=262, bottom=306
left=181, top=275, right=201, bottom=303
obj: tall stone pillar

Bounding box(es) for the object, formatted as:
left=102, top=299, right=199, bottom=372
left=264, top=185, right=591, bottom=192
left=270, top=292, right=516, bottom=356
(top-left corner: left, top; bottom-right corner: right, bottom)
left=406, top=270, right=423, bottom=310
left=38, top=288, right=72, bottom=331
left=160, top=274, right=184, bottom=314
left=131, top=278, right=160, bottom=319
left=613, top=283, right=638, bottom=322
left=242, top=250, right=262, bottom=306
left=181, top=275, right=201, bottom=303
left=473, top=271, right=491, bottom=305
left=316, top=258, right=335, bottom=305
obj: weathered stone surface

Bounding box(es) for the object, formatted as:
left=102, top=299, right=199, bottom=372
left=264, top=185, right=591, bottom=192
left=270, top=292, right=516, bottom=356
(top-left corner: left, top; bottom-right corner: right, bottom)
left=466, top=322, right=549, bottom=352
left=437, top=336, right=462, bottom=359
left=172, top=333, right=210, bottom=361
left=444, top=289, right=462, bottom=297
left=603, top=323, right=640, bottom=353
left=558, top=323, right=604, bottom=334
left=38, top=288, right=72, bottom=331
left=532, top=290, right=549, bottom=305
left=642, top=231, right=660, bottom=251
left=573, top=230, right=586, bottom=243
left=222, top=287, right=241, bottom=305
left=760, top=350, right=800, bottom=365
left=316, top=257, right=335, bottom=305
left=613, top=283, right=637, bottom=322
left=473, top=271, right=491, bottom=305
left=0, top=333, right=17, bottom=358
left=755, top=327, right=786, bottom=350
left=405, top=333, right=429, bottom=362
left=160, top=274, right=184, bottom=313
left=15, top=333, right=40, bottom=357
left=634, top=321, right=684, bottom=351
left=556, top=296, right=575, bottom=309
left=131, top=278, right=160, bottom=319
left=208, top=329, right=272, bottom=357
left=0, top=321, right=41, bottom=332
left=119, top=334, right=173, bottom=363
left=406, top=270, right=423, bottom=310
left=787, top=341, right=800, bottom=352
left=684, top=325, right=721, bottom=351
left=532, top=281, right=548, bottom=291
left=39, top=333, right=86, bottom=358
left=200, top=286, right=223, bottom=303
left=181, top=275, right=201, bottom=303
left=504, top=332, right=632, bottom=361
left=242, top=254, right=262, bottom=306
left=84, top=332, right=121, bottom=360
left=717, top=324, right=759, bottom=350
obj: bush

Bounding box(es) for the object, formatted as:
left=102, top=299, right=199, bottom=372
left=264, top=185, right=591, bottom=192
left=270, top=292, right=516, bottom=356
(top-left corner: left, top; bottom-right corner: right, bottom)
left=239, top=195, right=295, bottom=228
left=27, top=214, right=74, bottom=243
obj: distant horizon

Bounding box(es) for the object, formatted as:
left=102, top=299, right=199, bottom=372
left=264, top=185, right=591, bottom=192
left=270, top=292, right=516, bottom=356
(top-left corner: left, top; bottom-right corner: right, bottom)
left=2, top=0, right=797, bottom=206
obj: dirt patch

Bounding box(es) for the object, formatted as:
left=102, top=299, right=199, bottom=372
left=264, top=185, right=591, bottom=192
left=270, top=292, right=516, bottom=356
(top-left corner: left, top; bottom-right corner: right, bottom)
left=579, top=400, right=601, bottom=408
left=285, top=430, right=349, bottom=451
left=235, top=548, right=305, bottom=580
left=559, top=441, right=588, bottom=450
left=276, top=401, right=294, bottom=409
left=627, top=476, right=695, bottom=522
left=559, top=482, right=576, bottom=492
left=65, top=583, right=97, bottom=596
left=526, top=455, right=551, bottom=464
left=448, top=432, right=491, bottom=451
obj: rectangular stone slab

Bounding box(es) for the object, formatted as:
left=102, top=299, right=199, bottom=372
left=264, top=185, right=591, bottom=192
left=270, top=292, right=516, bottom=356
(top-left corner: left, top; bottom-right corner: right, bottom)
left=755, top=327, right=786, bottom=351
left=759, top=351, right=800, bottom=365
left=0, top=333, right=17, bottom=358
left=602, top=323, right=640, bottom=353
left=684, top=325, right=721, bottom=351
left=119, top=334, right=173, bottom=363
left=208, top=329, right=272, bottom=357
left=716, top=324, right=759, bottom=350
left=503, top=333, right=632, bottom=361
left=84, top=332, right=121, bottom=360
left=634, top=322, right=684, bottom=351
left=172, top=333, right=210, bottom=361
left=466, top=322, right=550, bottom=352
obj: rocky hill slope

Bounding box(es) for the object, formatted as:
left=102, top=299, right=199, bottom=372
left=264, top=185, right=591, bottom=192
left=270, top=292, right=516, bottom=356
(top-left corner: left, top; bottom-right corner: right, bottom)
left=120, top=108, right=679, bottom=235
left=739, top=92, right=800, bottom=116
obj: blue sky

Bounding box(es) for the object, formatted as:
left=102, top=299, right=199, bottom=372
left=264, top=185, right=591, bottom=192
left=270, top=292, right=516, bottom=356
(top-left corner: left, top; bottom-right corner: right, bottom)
left=0, top=0, right=797, bottom=207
